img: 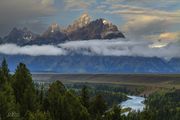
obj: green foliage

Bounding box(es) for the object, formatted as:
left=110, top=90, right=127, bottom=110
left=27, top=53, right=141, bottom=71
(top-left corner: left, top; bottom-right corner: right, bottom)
left=104, top=105, right=122, bottom=120
left=26, top=111, right=51, bottom=120
left=13, top=63, right=34, bottom=102
left=0, top=83, right=18, bottom=120
left=0, top=59, right=18, bottom=120
left=0, top=59, right=179, bottom=120
left=80, top=86, right=90, bottom=109
left=89, top=94, right=107, bottom=119
left=46, top=81, right=90, bottom=120
left=123, top=90, right=180, bottom=120
left=0, top=58, right=10, bottom=87
left=13, top=63, right=37, bottom=116
left=67, top=83, right=128, bottom=106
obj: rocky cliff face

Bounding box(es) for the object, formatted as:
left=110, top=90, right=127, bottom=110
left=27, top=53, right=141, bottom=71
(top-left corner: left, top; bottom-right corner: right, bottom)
left=66, top=13, right=91, bottom=33
left=1, top=13, right=125, bottom=45
left=67, top=18, right=125, bottom=40
left=27, top=23, right=69, bottom=45
left=2, top=27, right=37, bottom=45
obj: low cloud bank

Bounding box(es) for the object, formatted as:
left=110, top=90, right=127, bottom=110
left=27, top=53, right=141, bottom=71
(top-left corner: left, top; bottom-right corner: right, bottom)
left=0, top=39, right=179, bottom=59
left=0, top=44, right=66, bottom=56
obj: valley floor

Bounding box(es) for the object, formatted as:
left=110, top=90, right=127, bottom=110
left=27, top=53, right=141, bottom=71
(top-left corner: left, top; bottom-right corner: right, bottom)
left=32, top=74, right=180, bottom=96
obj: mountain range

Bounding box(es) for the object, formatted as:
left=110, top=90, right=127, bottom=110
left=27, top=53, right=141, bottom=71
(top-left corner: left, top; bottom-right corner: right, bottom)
left=1, top=54, right=180, bottom=73
left=0, top=13, right=180, bottom=73
left=0, top=13, right=125, bottom=45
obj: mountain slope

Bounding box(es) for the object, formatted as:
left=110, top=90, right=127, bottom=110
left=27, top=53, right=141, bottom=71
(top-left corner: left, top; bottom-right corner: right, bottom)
left=27, top=23, right=69, bottom=45
left=2, top=27, right=37, bottom=45
left=0, top=54, right=178, bottom=73
left=68, top=18, right=125, bottom=40
left=66, top=13, right=91, bottom=33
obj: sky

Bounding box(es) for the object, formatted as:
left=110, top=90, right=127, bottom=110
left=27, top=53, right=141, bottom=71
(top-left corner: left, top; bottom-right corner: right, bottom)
left=0, top=0, right=179, bottom=38
left=0, top=0, right=180, bottom=59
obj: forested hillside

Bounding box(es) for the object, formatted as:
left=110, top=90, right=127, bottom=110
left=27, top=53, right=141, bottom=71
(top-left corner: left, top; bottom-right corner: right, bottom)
left=0, top=59, right=179, bottom=120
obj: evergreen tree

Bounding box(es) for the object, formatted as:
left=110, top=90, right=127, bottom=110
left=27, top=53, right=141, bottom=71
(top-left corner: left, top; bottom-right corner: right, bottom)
left=111, top=105, right=122, bottom=120
left=13, top=63, right=37, bottom=116
left=13, top=63, right=34, bottom=102
left=46, top=81, right=66, bottom=120
left=46, top=81, right=90, bottom=120
left=39, top=85, right=44, bottom=105
left=63, top=91, right=90, bottom=120
left=80, top=86, right=90, bottom=109
left=104, top=105, right=122, bottom=120
left=0, top=58, right=18, bottom=120
left=26, top=111, right=52, bottom=120
left=89, top=94, right=107, bottom=119
left=0, top=83, right=18, bottom=120
left=0, top=58, right=10, bottom=87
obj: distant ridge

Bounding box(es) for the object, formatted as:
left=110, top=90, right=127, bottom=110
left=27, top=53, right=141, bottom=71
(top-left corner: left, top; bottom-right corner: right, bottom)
left=1, top=54, right=180, bottom=73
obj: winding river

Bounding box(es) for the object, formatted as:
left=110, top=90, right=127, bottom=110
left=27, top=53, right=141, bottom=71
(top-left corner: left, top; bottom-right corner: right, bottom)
left=120, top=95, right=145, bottom=113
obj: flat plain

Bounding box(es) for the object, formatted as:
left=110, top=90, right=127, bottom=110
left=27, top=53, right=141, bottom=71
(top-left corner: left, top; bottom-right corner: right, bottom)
left=32, top=74, right=180, bottom=90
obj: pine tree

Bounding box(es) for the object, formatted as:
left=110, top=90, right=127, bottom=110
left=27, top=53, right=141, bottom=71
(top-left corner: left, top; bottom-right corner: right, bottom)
left=13, top=63, right=37, bottom=116
left=80, top=86, right=90, bottom=109
left=0, top=83, right=18, bottom=120
left=26, top=110, right=52, bottom=120
left=0, top=58, right=10, bottom=87
left=46, top=81, right=90, bottom=120
left=104, top=105, right=122, bottom=120
left=46, top=81, right=66, bottom=120
left=89, top=94, right=107, bottom=119
left=13, top=63, right=33, bottom=102
left=0, top=58, right=18, bottom=120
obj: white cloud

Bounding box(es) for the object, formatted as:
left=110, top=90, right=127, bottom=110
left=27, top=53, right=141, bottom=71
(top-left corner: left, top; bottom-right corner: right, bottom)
left=41, top=0, right=54, bottom=6
left=59, top=39, right=180, bottom=59
left=96, top=2, right=180, bottom=40
left=0, top=39, right=180, bottom=59
left=122, top=15, right=173, bottom=38
left=64, top=0, right=96, bottom=11
left=108, top=4, right=180, bottom=18
left=0, top=44, right=66, bottom=56
left=148, top=32, right=180, bottom=42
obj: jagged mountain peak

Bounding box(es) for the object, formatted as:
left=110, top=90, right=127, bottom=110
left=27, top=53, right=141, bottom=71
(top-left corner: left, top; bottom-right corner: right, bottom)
left=68, top=17, right=125, bottom=40
left=76, top=12, right=91, bottom=27
left=2, top=27, right=37, bottom=45
left=66, top=13, right=91, bottom=33
left=102, top=19, right=112, bottom=25
left=42, top=23, right=63, bottom=37
left=30, top=22, right=69, bottom=45
left=10, top=27, right=22, bottom=34
left=79, top=12, right=91, bottom=24
left=1, top=14, right=125, bottom=45
left=48, top=23, right=61, bottom=33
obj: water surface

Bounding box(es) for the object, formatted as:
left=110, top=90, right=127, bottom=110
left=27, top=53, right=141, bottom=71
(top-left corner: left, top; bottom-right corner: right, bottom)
left=120, top=95, right=145, bottom=112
